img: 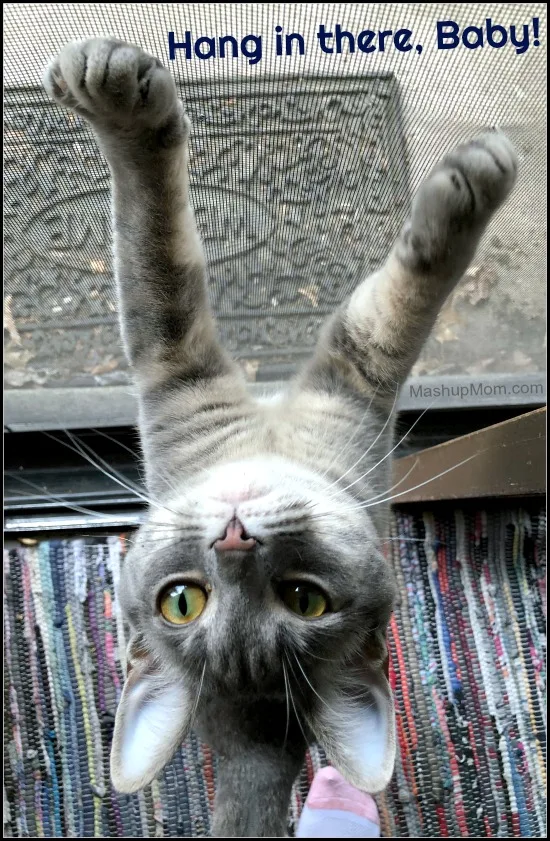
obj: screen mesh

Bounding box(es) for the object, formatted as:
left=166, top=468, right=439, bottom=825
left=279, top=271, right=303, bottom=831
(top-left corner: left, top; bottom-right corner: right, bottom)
left=4, top=3, right=547, bottom=417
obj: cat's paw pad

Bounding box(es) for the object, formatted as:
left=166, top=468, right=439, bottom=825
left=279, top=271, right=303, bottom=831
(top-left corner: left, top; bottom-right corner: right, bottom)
left=399, top=131, right=518, bottom=273
left=427, top=131, right=517, bottom=218
left=43, top=38, right=180, bottom=132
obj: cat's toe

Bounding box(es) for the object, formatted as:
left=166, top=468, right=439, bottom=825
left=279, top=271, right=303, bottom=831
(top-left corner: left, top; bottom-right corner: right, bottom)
left=395, top=131, right=518, bottom=276
left=410, top=130, right=518, bottom=234
left=43, top=38, right=179, bottom=130
left=441, top=130, right=518, bottom=217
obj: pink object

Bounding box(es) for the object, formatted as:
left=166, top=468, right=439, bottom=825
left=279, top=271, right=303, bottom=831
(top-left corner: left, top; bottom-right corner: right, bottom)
left=305, top=766, right=380, bottom=825
left=214, top=517, right=256, bottom=551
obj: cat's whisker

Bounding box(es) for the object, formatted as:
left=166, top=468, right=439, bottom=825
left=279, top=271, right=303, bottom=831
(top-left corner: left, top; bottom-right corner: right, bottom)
left=294, top=640, right=335, bottom=663
left=5, top=474, right=135, bottom=525
left=64, top=429, right=169, bottom=510
left=354, top=456, right=419, bottom=507
left=283, top=652, right=310, bottom=749
left=281, top=657, right=291, bottom=754
left=361, top=453, right=479, bottom=509
left=126, top=519, right=203, bottom=531
left=41, top=430, right=176, bottom=518
left=132, top=537, right=203, bottom=562
left=316, top=387, right=379, bottom=481
left=89, top=426, right=182, bottom=498
left=325, top=398, right=438, bottom=503
left=291, top=652, right=340, bottom=718
left=4, top=479, right=204, bottom=539
left=113, top=527, right=198, bottom=542
left=308, top=452, right=479, bottom=522
left=320, top=384, right=400, bottom=496
left=343, top=688, right=379, bottom=704
left=302, top=457, right=418, bottom=525
left=189, top=660, right=207, bottom=730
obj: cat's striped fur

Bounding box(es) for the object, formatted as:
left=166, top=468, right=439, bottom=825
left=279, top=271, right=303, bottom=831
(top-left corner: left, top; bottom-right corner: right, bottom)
left=43, top=38, right=517, bottom=837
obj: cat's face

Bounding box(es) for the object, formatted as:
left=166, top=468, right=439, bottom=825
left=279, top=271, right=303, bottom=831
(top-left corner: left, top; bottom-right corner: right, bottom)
left=111, top=454, right=397, bottom=795
left=121, top=454, right=394, bottom=683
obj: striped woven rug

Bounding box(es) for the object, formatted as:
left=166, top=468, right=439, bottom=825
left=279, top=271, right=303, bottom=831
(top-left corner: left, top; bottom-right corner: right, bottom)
left=4, top=505, right=546, bottom=837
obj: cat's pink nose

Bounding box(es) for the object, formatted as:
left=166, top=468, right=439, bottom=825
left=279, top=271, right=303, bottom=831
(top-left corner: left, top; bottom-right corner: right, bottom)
left=214, top=517, right=256, bottom=551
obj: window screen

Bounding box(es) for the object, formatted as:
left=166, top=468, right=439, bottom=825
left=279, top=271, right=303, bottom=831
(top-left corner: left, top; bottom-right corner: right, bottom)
left=4, top=3, right=547, bottom=430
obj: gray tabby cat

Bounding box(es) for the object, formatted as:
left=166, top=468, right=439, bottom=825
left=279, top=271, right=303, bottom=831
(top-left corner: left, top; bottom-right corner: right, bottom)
left=43, top=38, right=517, bottom=837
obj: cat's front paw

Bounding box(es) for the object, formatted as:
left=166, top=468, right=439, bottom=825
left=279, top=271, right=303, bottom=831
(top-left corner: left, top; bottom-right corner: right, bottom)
left=397, top=131, right=518, bottom=274
left=43, top=38, right=182, bottom=134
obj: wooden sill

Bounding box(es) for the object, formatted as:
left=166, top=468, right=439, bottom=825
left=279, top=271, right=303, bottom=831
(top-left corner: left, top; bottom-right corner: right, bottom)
left=391, top=407, right=546, bottom=503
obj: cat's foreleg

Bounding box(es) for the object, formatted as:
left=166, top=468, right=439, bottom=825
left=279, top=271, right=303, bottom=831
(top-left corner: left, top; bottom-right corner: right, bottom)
left=299, top=132, right=518, bottom=402
left=43, top=39, right=243, bottom=402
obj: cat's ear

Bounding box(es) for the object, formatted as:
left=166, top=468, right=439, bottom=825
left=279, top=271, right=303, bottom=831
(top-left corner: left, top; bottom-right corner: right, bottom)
left=110, top=636, right=194, bottom=793
left=308, top=632, right=396, bottom=794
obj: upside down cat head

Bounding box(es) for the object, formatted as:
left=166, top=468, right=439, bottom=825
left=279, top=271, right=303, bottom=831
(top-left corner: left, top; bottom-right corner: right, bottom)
left=111, top=452, right=397, bottom=797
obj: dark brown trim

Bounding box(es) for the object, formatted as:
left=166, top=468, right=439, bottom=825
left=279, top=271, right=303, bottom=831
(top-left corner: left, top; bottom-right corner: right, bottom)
left=391, top=407, right=546, bottom=503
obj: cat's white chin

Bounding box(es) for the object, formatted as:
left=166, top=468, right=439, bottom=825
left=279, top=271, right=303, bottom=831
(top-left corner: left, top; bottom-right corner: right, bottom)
left=152, top=454, right=365, bottom=551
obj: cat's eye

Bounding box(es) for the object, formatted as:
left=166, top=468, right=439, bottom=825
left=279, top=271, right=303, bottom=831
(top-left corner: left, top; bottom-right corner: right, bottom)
left=279, top=582, right=328, bottom=619
left=159, top=583, right=207, bottom=625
